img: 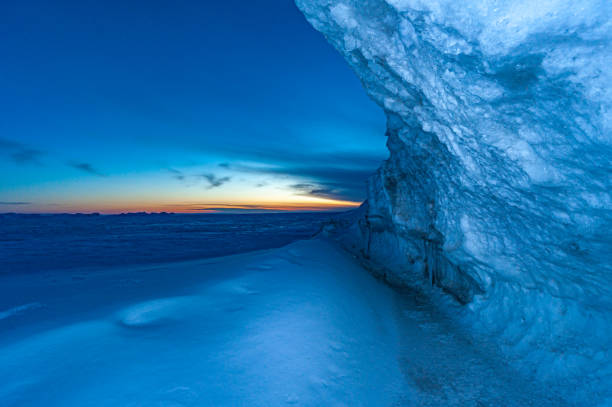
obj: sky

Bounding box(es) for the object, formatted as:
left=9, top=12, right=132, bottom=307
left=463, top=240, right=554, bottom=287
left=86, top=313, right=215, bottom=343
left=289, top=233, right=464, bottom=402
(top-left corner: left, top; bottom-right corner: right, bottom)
left=0, top=0, right=386, bottom=213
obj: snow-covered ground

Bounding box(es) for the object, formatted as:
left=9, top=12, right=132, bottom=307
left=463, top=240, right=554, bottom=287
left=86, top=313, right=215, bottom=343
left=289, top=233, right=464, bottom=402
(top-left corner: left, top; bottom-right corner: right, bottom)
left=0, top=238, right=581, bottom=406
left=0, top=212, right=337, bottom=274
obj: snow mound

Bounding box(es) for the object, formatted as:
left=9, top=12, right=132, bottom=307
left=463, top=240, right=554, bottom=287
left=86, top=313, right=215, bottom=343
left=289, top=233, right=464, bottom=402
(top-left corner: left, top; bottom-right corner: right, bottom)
left=118, top=297, right=199, bottom=327
left=296, top=0, right=612, bottom=394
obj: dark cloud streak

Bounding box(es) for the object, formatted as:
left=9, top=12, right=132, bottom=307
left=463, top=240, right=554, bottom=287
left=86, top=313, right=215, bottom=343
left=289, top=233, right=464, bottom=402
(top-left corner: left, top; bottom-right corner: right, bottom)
left=0, top=138, right=44, bottom=165
left=216, top=145, right=385, bottom=201
left=201, top=173, right=231, bottom=189
left=290, top=183, right=339, bottom=200
left=224, top=160, right=377, bottom=201
left=68, top=162, right=106, bottom=177
left=166, top=168, right=185, bottom=181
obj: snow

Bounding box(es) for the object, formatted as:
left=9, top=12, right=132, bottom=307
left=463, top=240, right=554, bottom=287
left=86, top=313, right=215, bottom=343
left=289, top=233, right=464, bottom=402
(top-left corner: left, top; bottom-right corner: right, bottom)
left=0, top=212, right=337, bottom=274
left=295, top=0, right=612, bottom=400
left=0, top=239, right=578, bottom=406
left=0, top=240, right=402, bottom=406
left=0, top=303, right=42, bottom=321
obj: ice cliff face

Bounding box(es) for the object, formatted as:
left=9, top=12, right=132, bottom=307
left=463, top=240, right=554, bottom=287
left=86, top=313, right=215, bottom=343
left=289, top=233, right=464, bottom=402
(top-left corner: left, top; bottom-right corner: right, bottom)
left=296, top=0, right=611, bottom=386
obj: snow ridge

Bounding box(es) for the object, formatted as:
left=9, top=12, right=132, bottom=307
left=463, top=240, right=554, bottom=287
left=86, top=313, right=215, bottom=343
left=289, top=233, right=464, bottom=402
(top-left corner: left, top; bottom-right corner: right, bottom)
left=0, top=303, right=42, bottom=321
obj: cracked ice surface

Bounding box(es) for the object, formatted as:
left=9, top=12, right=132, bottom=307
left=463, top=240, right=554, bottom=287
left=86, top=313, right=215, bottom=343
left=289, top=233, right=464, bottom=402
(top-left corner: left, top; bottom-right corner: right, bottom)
left=296, top=0, right=612, bottom=394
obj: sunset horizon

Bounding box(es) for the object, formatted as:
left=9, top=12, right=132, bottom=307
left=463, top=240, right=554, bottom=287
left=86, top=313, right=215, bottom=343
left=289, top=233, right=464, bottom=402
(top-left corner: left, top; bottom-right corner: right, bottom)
left=1, top=198, right=362, bottom=215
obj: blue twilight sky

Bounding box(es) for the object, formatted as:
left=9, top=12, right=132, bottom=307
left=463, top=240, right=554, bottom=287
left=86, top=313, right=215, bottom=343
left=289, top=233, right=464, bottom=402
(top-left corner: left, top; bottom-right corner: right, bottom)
left=0, top=0, right=386, bottom=213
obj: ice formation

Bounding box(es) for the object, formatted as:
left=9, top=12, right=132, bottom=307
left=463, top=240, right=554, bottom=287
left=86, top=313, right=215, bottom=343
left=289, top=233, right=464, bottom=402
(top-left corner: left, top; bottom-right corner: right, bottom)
left=296, top=0, right=611, bottom=392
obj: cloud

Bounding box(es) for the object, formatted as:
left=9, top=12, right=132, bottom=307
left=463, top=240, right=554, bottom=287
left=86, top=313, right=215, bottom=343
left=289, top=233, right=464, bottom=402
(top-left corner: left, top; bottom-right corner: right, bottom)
left=0, top=139, right=20, bottom=149
left=68, top=162, right=106, bottom=177
left=166, top=168, right=185, bottom=181
left=211, top=143, right=386, bottom=202
left=198, top=204, right=264, bottom=209
left=201, top=173, right=231, bottom=189
left=290, top=183, right=339, bottom=199
left=0, top=201, right=30, bottom=205
left=11, top=148, right=44, bottom=164
left=224, top=160, right=376, bottom=201
left=165, top=143, right=384, bottom=201
left=0, top=138, right=44, bottom=165
left=190, top=203, right=346, bottom=213
left=166, top=169, right=231, bottom=189
left=193, top=206, right=281, bottom=213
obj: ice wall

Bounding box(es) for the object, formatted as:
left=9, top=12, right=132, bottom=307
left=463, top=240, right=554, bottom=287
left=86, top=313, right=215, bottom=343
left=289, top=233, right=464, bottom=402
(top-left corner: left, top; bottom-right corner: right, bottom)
left=296, top=0, right=611, bottom=388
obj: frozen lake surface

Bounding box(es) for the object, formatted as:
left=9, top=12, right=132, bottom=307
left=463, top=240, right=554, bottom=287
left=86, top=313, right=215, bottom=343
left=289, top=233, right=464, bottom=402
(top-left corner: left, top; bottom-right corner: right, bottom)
left=0, top=231, right=575, bottom=405
left=0, top=212, right=337, bottom=274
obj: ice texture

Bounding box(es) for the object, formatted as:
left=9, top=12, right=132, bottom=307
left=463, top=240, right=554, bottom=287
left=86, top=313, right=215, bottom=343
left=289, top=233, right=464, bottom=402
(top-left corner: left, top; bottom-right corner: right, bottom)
left=296, top=0, right=612, bottom=393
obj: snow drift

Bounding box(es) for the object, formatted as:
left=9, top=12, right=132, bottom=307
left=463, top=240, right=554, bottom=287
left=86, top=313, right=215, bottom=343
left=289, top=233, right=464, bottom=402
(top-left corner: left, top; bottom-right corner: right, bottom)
left=296, top=0, right=612, bottom=390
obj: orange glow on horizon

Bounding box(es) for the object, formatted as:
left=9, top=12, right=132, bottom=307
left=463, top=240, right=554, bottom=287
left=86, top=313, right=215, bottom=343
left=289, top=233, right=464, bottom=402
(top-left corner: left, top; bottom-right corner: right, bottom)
left=182, top=200, right=362, bottom=213
left=16, top=198, right=362, bottom=214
